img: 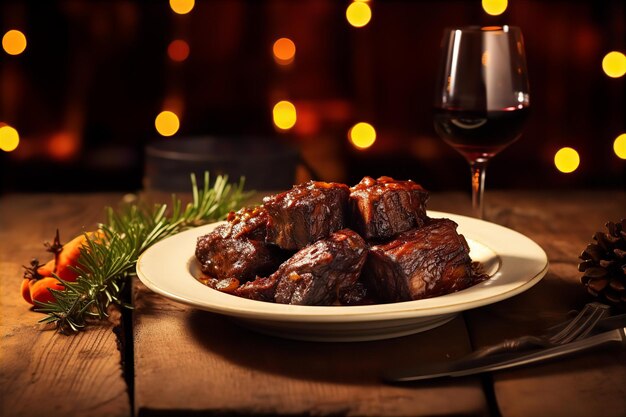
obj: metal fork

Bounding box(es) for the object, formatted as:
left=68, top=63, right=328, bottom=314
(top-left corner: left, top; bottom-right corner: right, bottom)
left=466, top=302, right=611, bottom=359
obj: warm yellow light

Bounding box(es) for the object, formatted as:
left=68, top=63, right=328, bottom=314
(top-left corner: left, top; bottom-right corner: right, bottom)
left=155, top=111, right=180, bottom=137
left=614, top=133, right=626, bottom=159
left=168, top=40, right=190, bottom=62
left=482, top=0, right=508, bottom=16
left=349, top=122, right=376, bottom=150
left=170, top=0, right=194, bottom=15
left=273, top=38, right=296, bottom=65
left=0, top=125, right=20, bottom=152
left=2, top=30, right=27, bottom=56
left=273, top=101, right=297, bottom=130
left=554, top=147, right=580, bottom=173
left=346, top=2, right=372, bottom=28
left=602, top=51, right=626, bottom=78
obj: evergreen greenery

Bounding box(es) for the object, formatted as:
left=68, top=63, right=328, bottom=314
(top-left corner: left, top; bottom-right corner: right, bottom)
left=35, top=172, right=248, bottom=332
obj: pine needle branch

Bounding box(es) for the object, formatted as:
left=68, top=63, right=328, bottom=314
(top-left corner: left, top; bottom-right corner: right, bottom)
left=35, top=172, right=249, bottom=333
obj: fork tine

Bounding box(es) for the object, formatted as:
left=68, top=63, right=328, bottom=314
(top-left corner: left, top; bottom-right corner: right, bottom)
left=547, top=303, right=597, bottom=342
left=557, top=304, right=610, bottom=344
left=463, top=303, right=612, bottom=360
left=550, top=302, right=610, bottom=344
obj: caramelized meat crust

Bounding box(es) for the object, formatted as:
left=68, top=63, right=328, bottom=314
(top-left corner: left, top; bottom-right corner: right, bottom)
left=273, top=229, right=367, bottom=305
left=349, top=176, right=429, bottom=241
left=235, top=229, right=367, bottom=305
left=195, top=206, right=286, bottom=282
left=362, top=218, right=472, bottom=302
left=195, top=228, right=284, bottom=282
left=224, top=206, right=269, bottom=240
left=263, top=181, right=349, bottom=250
left=233, top=275, right=278, bottom=302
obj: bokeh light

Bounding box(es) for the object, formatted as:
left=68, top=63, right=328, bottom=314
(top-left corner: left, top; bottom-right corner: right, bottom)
left=554, top=147, right=580, bottom=173
left=273, top=38, right=296, bottom=65
left=273, top=101, right=297, bottom=130
left=48, top=132, right=79, bottom=160
left=482, top=0, right=508, bottom=16
left=614, top=133, right=626, bottom=159
left=349, top=122, right=376, bottom=150
left=346, top=2, right=372, bottom=28
left=170, top=0, right=194, bottom=15
left=0, top=125, right=20, bottom=152
left=602, top=51, right=626, bottom=78
left=155, top=111, right=180, bottom=137
left=2, top=30, right=27, bottom=56
left=168, top=39, right=190, bottom=62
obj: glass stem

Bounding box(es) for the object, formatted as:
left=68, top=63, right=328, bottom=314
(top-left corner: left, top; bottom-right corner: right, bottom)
left=470, top=159, right=488, bottom=219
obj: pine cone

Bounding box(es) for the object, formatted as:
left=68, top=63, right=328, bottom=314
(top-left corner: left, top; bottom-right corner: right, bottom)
left=579, top=219, right=626, bottom=309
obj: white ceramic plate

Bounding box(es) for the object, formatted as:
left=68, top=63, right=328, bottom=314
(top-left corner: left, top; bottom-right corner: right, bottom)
left=136, top=211, right=548, bottom=342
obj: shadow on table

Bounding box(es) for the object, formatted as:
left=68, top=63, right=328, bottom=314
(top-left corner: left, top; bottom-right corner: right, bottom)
left=187, top=308, right=476, bottom=387
left=180, top=249, right=555, bottom=386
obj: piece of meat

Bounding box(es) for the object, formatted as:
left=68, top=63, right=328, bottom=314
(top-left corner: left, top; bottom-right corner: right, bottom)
left=195, top=207, right=286, bottom=282
left=195, top=228, right=285, bottom=282
left=273, top=229, right=367, bottom=305
left=198, top=275, right=241, bottom=294
left=235, top=229, right=367, bottom=305
left=337, top=281, right=377, bottom=305
left=233, top=275, right=278, bottom=302
left=349, top=176, right=429, bottom=241
left=263, top=181, right=350, bottom=250
left=362, top=218, right=473, bottom=302
left=223, top=206, right=269, bottom=241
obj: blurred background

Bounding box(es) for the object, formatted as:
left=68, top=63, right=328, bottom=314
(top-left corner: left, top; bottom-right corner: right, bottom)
left=0, top=0, right=624, bottom=193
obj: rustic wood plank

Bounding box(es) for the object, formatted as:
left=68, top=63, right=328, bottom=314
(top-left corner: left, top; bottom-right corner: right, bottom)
left=0, top=194, right=131, bottom=417
left=133, top=278, right=488, bottom=416
left=457, top=191, right=626, bottom=417
left=132, top=189, right=626, bottom=416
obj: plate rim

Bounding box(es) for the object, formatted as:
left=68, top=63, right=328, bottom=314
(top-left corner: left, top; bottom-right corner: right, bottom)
left=136, top=211, right=549, bottom=323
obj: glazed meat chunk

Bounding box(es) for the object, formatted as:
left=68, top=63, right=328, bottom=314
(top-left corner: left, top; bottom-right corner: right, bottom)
left=235, top=229, right=367, bottom=305
left=263, top=181, right=349, bottom=250
left=274, top=229, right=367, bottom=305
left=195, top=206, right=285, bottom=282
left=362, top=219, right=472, bottom=302
left=224, top=206, right=270, bottom=240
left=232, top=275, right=278, bottom=302
left=349, top=176, right=429, bottom=241
left=196, top=232, right=279, bottom=282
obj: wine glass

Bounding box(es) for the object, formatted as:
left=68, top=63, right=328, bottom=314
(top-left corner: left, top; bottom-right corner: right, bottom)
left=433, top=26, right=530, bottom=219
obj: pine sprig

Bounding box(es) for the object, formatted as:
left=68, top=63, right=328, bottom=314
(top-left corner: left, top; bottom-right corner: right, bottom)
left=35, top=172, right=248, bottom=333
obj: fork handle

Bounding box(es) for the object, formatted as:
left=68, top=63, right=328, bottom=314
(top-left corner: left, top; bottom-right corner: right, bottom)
left=452, top=328, right=626, bottom=378
left=385, top=328, right=626, bottom=382
left=467, top=335, right=550, bottom=359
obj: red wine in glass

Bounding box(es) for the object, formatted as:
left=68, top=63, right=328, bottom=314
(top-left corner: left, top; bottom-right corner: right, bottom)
left=433, top=26, right=530, bottom=219
left=434, top=106, right=530, bottom=161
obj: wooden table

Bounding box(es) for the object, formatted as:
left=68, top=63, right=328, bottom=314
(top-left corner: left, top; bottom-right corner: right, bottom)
left=1, top=190, right=625, bottom=417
